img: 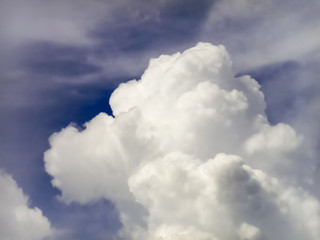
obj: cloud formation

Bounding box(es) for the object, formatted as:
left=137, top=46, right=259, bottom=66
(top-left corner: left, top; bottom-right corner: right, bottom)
left=44, top=43, right=319, bottom=240
left=0, top=169, right=52, bottom=240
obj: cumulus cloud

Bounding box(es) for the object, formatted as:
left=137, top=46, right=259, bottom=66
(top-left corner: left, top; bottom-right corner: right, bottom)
left=44, top=43, right=319, bottom=240
left=0, top=169, right=52, bottom=240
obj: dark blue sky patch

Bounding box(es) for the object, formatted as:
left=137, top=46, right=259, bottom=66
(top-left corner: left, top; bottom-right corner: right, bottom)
left=49, top=200, right=122, bottom=240
left=90, top=0, right=215, bottom=54
left=245, top=61, right=319, bottom=125
left=19, top=42, right=101, bottom=77
left=27, top=59, right=101, bottom=77
left=44, top=83, right=114, bottom=125
left=247, top=61, right=300, bottom=84
left=158, top=0, right=214, bottom=38
left=161, top=0, right=214, bottom=19
left=244, top=61, right=300, bottom=124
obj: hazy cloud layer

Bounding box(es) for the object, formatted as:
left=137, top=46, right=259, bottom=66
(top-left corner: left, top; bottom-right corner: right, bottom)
left=45, top=43, right=319, bottom=240
left=0, top=170, right=52, bottom=240
left=201, top=0, right=320, bottom=71
left=0, top=0, right=111, bottom=47
left=4, top=0, right=318, bottom=79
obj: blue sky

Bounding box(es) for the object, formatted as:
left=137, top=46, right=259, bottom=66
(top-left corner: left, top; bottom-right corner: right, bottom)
left=1, top=0, right=320, bottom=240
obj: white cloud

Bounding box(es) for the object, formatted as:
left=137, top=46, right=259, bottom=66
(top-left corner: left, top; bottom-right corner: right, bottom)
left=44, top=43, right=319, bottom=239
left=0, top=169, right=52, bottom=240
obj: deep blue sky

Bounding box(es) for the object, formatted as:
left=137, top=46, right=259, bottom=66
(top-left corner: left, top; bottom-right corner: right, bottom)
left=1, top=0, right=320, bottom=239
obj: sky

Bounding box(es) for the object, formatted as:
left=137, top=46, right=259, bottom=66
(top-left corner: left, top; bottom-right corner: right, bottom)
left=0, top=0, right=320, bottom=239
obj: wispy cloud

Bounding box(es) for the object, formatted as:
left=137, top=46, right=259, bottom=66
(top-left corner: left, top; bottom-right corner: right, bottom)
left=200, top=0, right=320, bottom=70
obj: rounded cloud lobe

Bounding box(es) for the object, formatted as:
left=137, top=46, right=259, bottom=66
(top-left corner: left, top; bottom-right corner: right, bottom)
left=0, top=170, right=52, bottom=240
left=44, top=43, right=320, bottom=240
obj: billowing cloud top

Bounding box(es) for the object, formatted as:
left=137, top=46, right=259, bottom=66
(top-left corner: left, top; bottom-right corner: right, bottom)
left=0, top=170, right=52, bottom=240
left=44, top=43, right=319, bottom=240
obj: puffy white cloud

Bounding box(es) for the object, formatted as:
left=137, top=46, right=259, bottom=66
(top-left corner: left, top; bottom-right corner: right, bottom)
left=44, top=43, right=319, bottom=240
left=0, top=169, right=52, bottom=240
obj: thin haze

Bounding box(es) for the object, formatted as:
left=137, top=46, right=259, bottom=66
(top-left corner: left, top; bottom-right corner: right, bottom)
left=0, top=0, right=319, bottom=240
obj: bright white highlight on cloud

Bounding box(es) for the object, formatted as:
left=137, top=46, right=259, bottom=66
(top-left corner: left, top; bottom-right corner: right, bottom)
left=44, top=43, right=320, bottom=240
left=0, top=170, right=52, bottom=240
